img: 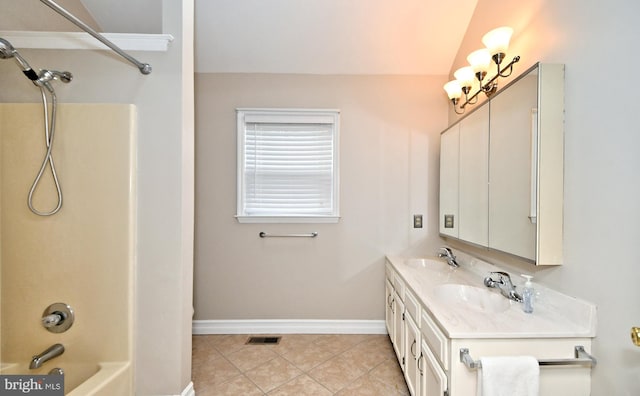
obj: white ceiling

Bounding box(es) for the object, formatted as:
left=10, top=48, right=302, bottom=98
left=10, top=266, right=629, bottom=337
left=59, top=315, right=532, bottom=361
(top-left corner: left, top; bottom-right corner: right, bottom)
left=82, top=0, right=478, bottom=75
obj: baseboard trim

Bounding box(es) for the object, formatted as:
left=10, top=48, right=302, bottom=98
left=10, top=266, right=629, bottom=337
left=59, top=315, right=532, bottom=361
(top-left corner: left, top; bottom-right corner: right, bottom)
left=180, top=381, right=195, bottom=396
left=192, top=319, right=387, bottom=335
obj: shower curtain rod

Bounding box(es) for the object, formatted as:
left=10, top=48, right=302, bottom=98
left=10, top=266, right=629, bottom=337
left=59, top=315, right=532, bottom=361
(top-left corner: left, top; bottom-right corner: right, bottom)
left=40, top=0, right=152, bottom=75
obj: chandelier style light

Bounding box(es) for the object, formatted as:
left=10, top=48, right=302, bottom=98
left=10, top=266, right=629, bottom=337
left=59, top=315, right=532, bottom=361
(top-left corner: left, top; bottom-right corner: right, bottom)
left=444, top=26, right=520, bottom=114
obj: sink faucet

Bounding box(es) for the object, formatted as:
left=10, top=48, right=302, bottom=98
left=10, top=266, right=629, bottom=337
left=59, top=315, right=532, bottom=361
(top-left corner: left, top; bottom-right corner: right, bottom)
left=29, top=344, right=64, bottom=369
left=484, top=271, right=523, bottom=302
left=438, top=247, right=459, bottom=268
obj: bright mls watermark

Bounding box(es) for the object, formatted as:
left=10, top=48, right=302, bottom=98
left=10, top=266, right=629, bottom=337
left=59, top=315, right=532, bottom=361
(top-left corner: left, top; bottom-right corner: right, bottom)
left=0, top=375, right=63, bottom=395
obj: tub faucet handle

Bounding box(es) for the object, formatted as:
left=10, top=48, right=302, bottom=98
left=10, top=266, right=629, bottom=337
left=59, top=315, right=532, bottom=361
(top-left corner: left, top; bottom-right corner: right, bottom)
left=42, top=313, right=63, bottom=328
left=41, top=303, right=74, bottom=333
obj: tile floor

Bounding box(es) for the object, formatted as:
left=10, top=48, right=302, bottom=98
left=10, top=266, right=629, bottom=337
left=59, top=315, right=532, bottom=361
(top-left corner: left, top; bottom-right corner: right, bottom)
left=192, top=334, right=410, bottom=395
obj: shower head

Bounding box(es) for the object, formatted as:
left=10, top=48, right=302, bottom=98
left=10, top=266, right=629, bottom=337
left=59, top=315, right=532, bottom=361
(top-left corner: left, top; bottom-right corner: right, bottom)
left=0, top=37, right=15, bottom=58
left=0, top=38, right=73, bottom=87
left=0, top=37, right=39, bottom=81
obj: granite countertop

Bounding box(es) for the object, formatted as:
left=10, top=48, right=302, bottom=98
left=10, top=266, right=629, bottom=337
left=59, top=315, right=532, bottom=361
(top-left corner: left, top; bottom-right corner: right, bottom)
left=386, top=254, right=597, bottom=339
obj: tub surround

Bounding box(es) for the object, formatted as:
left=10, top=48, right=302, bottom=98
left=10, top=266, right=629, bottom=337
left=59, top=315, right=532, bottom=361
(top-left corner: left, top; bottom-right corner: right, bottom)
left=386, top=254, right=596, bottom=339
left=0, top=361, right=130, bottom=395
left=0, top=104, right=136, bottom=394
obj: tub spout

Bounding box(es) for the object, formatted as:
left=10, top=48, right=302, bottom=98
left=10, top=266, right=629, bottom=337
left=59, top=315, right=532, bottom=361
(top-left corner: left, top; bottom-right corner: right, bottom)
left=29, top=343, right=64, bottom=369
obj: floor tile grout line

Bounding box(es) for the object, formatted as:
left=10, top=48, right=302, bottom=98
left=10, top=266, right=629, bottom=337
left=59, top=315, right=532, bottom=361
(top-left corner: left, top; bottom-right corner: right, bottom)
left=265, top=372, right=334, bottom=396
left=192, top=334, right=407, bottom=395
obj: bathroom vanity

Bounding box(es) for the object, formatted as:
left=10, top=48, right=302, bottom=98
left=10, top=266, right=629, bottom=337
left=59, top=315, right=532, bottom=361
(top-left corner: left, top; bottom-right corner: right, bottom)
left=385, top=255, right=596, bottom=396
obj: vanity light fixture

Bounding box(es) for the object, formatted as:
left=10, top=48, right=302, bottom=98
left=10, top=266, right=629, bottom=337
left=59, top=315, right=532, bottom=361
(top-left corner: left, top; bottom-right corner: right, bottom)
left=444, top=26, right=520, bottom=114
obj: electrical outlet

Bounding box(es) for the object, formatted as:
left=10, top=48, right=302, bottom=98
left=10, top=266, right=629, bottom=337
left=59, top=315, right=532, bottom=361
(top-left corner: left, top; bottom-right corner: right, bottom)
left=413, top=214, right=423, bottom=228
left=444, top=214, right=454, bottom=228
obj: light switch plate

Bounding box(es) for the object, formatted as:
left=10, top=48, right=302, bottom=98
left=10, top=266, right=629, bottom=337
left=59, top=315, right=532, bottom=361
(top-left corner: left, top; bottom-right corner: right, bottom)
left=413, top=214, right=423, bottom=228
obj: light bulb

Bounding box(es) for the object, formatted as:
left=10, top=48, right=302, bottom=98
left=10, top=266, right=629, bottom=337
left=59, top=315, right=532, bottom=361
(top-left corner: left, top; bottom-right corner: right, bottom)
left=443, top=80, right=462, bottom=100
left=482, top=26, right=513, bottom=57
left=454, top=66, right=475, bottom=93
left=467, top=49, right=491, bottom=78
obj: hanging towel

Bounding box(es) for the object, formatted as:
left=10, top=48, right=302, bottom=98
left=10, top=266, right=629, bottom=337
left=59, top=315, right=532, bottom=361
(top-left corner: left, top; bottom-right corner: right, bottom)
left=477, top=356, right=539, bottom=396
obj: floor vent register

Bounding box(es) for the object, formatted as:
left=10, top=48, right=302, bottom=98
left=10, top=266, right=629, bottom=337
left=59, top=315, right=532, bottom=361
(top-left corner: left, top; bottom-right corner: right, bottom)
left=245, top=336, right=282, bottom=345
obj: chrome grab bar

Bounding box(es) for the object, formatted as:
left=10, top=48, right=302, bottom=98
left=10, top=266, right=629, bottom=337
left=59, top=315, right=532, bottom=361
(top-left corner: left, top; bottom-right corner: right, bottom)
left=459, top=346, right=597, bottom=370
left=259, top=232, right=318, bottom=238
left=40, top=0, right=152, bottom=74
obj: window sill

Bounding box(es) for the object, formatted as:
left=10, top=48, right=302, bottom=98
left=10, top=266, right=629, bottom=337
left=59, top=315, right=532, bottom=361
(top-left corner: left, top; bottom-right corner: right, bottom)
left=235, top=216, right=340, bottom=224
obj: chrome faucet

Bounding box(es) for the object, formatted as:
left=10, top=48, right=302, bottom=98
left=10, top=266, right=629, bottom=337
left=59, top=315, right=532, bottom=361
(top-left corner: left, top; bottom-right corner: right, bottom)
left=438, top=247, right=459, bottom=268
left=484, top=271, right=523, bottom=302
left=29, top=343, right=64, bottom=369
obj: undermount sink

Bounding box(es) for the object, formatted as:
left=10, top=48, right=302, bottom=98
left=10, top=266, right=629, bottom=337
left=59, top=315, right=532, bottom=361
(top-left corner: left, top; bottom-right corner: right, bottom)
left=405, top=258, right=448, bottom=271
left=433, top=284, right=511, bottom=313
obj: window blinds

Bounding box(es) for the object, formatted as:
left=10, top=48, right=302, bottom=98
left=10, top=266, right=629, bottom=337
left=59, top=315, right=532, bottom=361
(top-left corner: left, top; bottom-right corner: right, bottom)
left=242, top=121, right=336, bottom=217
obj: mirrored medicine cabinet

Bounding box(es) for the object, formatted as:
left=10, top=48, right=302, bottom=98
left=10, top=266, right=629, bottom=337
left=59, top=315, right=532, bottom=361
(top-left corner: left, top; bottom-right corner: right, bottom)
left=439, top=63, right=565, bottom=266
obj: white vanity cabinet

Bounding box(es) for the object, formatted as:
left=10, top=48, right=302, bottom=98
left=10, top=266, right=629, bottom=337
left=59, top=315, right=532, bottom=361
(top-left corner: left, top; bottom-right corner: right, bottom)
left=385, top=263, right=424, bottom=396
left=420, top=338, right=448, bottom=396
left=385, top=257, right=596, bottom=396
left=385, top=279, right=396, bottom=345
left=419, top=309, right=449, bottom=396
left=385, top=264, right=405, bottom=365
left=386, top=264, right=450, bottom=396
left=448, top=338, right=592, bottom=395
left=418, top=312, right=592, bottom=395
left=404, top=289, right=422, bottom=396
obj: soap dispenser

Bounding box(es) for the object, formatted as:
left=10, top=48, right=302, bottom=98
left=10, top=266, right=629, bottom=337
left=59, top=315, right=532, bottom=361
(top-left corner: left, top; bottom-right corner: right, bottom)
left=521, top=275, right=534, bottom=314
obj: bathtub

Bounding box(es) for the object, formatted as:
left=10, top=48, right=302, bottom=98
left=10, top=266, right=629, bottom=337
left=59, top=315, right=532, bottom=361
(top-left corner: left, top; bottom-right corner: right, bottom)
left=0, top=361, right=131, bottom=395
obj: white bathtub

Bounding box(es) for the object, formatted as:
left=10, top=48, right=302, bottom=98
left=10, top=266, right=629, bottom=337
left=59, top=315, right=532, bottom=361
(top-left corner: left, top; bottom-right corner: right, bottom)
left=0, top=361, right=131, bottom=395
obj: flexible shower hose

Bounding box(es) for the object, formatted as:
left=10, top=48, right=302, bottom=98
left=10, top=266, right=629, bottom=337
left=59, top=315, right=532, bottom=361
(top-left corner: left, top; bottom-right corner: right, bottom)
left=27, top=85, right=63, bottom=216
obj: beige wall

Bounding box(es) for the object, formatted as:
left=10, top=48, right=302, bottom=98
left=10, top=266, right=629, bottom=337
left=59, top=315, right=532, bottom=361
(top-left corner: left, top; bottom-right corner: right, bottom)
left=0, top=104, right=134, bottom=374
left=445, top=0, right=640, bottom=394
left=194, top=73, right=446, bottom=321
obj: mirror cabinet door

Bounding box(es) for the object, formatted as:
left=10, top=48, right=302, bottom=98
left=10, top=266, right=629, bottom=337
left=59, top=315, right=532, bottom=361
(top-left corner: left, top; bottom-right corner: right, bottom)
left=439, top=125, right=459, bottom=238
left=488, top=67, right=538, bottom=261
left=459, top=105, right=489, bottom=247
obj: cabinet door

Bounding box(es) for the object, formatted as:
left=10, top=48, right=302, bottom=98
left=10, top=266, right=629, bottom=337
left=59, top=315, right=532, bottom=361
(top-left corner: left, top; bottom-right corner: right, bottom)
left=459, top=105, right=489, bottom=246
left=489, top=71, right=538, bottom=260
left=385, top=279, right=395, bottom=339
left=488, top=63, right=564, bottom=265
left=404, top=314, right=421, bottom=396
left=392, top=291, right=405, bottom=363
left=439, top=125, right=459, bottom=238
left=420, top=339, right=448, bottom=396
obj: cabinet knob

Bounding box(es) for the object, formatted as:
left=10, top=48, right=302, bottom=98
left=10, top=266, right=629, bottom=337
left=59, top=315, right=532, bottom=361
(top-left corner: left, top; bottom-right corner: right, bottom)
left=632, top=327, right=640, bottom=347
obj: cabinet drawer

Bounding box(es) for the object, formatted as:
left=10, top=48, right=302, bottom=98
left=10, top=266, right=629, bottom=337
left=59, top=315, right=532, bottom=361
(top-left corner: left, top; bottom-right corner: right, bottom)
left=404, top=288, right=420, bottom=322
left=385, top=261, right=405, bottom=297
left=421, top=309, right=449, bottom=367
left=393, top=272, right=405, bottom=299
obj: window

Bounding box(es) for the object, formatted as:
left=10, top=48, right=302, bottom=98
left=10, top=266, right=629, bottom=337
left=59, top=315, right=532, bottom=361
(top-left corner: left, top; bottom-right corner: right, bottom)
left=236, top=108, right=340, bottom=223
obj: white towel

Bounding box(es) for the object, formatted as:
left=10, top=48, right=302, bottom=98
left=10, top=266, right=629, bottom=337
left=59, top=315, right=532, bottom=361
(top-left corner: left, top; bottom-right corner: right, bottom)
left=477, top=356, right=539, bottom=396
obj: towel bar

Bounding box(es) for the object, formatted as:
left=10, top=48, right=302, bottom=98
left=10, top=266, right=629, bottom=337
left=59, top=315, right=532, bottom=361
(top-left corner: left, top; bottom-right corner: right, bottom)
left=259, top=232, right=318, bottom=238
left=459, top=346, right=597, bottom=370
